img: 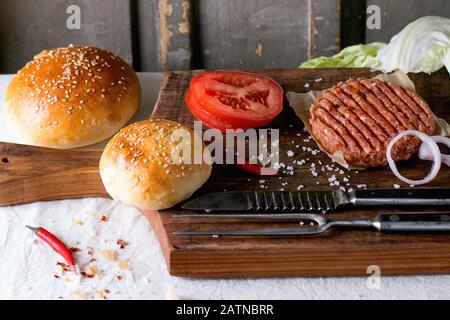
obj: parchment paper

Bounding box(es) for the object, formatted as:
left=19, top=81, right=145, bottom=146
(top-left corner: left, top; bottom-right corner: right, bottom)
left=287, top=70, right=450, bottom=169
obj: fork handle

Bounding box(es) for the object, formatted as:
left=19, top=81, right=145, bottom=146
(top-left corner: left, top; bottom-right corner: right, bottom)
left=374, top=213, right=450, bottom=231
left=352, top=188, right=450, bottom=207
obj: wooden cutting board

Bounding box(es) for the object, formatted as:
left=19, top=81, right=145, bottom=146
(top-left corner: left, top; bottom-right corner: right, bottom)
left=1, top=68, right=449, bottom=278
left=143, top=68, right=450, bottom=278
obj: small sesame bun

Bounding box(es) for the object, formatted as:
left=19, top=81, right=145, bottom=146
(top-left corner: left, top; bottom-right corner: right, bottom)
left=4, top=45, right=141, bottom=149
left=99, top=119, right=212, bottom=210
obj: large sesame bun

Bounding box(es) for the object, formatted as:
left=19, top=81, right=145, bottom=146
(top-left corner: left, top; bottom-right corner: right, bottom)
left=4, top=45, right=141, bottom=149
left=99, top=119, right=212, bottom=210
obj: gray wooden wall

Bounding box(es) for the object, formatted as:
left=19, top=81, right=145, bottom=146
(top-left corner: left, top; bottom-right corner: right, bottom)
left=0, top=0, right=449, bottom=73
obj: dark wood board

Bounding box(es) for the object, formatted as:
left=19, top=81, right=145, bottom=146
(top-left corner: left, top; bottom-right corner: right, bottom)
left=144, top=68, right=450, bottom=278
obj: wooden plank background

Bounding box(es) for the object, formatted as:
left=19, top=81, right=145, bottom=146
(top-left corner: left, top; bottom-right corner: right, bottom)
left=0, top=0, right=449, bottom=73
left=0, top=0, right=134, bottom=73
left=366, top=0, right=450, bottom=42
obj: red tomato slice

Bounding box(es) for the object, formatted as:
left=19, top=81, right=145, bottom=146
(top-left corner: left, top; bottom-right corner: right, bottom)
left=235, top=162, right=279, bottom=176
left=186, top=89, right=268, bottom=131
left=185, top=89, right=235, bottom=132
left=189, top=70, right=283, bottom=127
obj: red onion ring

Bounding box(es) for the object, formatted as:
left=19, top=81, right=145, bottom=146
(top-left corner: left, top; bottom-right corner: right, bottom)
left=419, top=136, right=450, bottom=167
left=386, top=130, right=441, bottom=185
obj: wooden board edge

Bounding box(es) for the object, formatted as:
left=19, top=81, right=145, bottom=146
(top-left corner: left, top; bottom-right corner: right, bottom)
left=150, top=72, right=173, bottom=119
left=167, top=246, right=450, bottom=278
left=141, top=209, right=174, bottom=270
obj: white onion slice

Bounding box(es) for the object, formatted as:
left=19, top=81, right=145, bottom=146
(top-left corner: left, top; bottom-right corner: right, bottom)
left=419, top=136, right=450, bottom=167
left=386, top=130, right=441, bottom=185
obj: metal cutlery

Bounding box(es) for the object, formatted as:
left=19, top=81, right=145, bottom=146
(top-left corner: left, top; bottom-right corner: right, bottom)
left=175, top=212, right=450, bottom=236
left=181, top=188, right=450, bottom=213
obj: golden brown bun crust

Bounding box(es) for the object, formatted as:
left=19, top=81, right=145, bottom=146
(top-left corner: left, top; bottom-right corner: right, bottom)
left=5, top=45, right=141, bottom=149
left=99, top=119, right=212, bottom=210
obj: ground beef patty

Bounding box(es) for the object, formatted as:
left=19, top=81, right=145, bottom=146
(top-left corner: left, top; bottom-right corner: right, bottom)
left=310, top=78, right=435, bottom=167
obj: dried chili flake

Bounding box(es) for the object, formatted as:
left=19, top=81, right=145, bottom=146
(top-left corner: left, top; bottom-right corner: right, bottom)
left=70, top=247, right=81, bottom=253
left=56, top=262, right=70, bottom=272
left=87, top=246, right=94, bottom=256
left=116, top=239, right=128, bottom=249
left=116, top=275, right=123, bottom=281
left=100, top=215, right=108, bottom=222
left=80, top=272, right=95, bottom=278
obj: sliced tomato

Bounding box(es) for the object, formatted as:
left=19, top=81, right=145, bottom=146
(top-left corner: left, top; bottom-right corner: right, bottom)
left=236, top=162, right=279, bottom=176
left=188, top=70, right=283, bottom=129
left=185, top=89, right=236, bottom=132
left=186, top=89, right=268, bottom=131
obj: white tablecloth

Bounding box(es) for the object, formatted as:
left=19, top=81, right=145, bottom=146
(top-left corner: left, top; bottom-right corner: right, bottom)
left=1, top=73, right=449, bottom=300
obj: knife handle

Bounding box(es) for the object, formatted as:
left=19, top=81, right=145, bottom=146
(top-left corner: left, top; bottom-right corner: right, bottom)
left=375, top=213, right=450, bottom=232
left=352, top=188, right=450, bottom=206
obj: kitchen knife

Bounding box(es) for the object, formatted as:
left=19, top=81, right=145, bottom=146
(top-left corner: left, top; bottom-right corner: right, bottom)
left=181, top=188, right=450, bottom=213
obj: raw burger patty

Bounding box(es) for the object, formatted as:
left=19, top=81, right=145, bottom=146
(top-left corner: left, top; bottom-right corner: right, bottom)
left=310, top=78, right=435, bottom=167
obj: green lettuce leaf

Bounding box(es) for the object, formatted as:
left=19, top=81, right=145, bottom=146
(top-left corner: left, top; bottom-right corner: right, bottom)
left=299, top=43, right=385, bottom=69
left=300, top=16, right=450, bottom=74
left=377, top=16, right=450, bottom=74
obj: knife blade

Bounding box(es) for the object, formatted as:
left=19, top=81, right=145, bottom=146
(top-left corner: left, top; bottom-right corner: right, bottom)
left=181, top=188, right=450, bottom=213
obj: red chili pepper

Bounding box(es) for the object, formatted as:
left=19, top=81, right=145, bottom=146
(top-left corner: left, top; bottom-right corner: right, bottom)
left=236, top=161, right=279, bottom=176
left=26, top=226, right=77, bottom=273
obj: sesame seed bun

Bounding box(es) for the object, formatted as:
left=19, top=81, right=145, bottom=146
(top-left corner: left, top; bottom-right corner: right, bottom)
left=99, top=119, right=212, bottom=210
left=4, top=45, right=141, bottom=149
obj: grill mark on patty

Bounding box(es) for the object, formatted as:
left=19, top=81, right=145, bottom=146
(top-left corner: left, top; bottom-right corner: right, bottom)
left=352, top=82, right=422, bottom=153
left=339, top=83, right=397, bottom=138
left=373, top=80, right=423, bottom=131
left=312, top=118, right=347, bottom=153
left=348, top=80, right=402, bottom=133
left=318, top=98, right=372, bottom=154
left=393, top=84, right=434, bottom=132
left=404, top=90, right=435, bottom=134
left=359, top=79, right=419, bottom=155
left=310, top=78, right=435, bottom=167
left=323, top=91, right=382, bottom=151
left=329, top=88, right=388, bottom=144
left=404, top=87, right=434, bottom=119
left=314, top=102, right=362, bottom=155
left=359, top=79, right=415, bottom=131
left=382, top=81, right=430, bottom=131
left=376, top=81, right=432, bottom=155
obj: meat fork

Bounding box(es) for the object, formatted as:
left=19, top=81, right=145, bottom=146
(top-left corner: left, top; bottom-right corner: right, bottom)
left=174, top=213, right=450, bottom=236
